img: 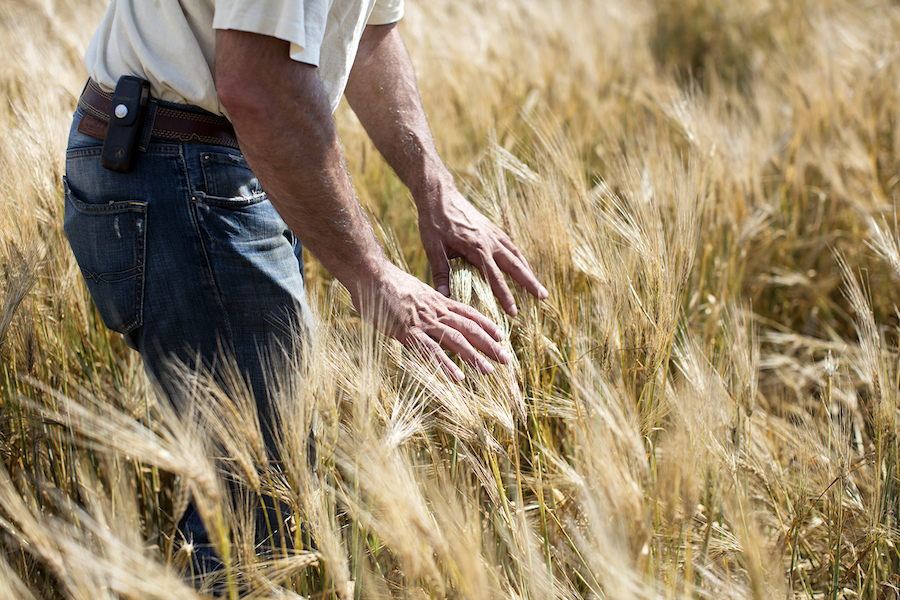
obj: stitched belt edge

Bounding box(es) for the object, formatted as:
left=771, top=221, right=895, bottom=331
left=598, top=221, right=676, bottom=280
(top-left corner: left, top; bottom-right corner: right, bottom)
left=77, top=79, right=240, bottom=150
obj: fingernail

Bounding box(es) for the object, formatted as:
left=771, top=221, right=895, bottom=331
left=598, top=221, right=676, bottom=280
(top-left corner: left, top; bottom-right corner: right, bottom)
left=499, top=350, right=512, bottom=363
left=438, top=285, right=450, bottom=297
left=539, top=285, right=549, bottom=299
left=481, top=362, right=495, bottom=375
left=509, top=304, right=518, bottom=317
left=452, top=365, right=465, bottom=381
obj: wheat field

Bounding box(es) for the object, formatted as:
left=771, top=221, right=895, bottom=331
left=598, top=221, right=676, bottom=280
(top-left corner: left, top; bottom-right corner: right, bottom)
left=1, top=0, right=899, bottom=598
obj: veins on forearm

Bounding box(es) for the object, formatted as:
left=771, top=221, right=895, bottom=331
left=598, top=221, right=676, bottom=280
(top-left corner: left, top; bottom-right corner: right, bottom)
left=216, top=30, right=386, bottom=287
left=345, top=24, right=452, bottom=203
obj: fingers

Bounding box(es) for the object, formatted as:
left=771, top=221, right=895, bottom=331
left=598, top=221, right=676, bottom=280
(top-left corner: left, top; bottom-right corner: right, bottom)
left=430, top=249, right=452, bottom=298
left=439, top=310, right=510, bottom=364
left=478, top=255, right=519, bottom=317
left=493, top=240, right=549, bottom=301
left=467, top=242, right=547, bottom=317
left=448, top=303, right=504, bottom=342
left=409, top=334, right=465, bottom=381
left=368, top=263, right=518, bottom=380
left=432, top=313, right=508, bottom=374
left=404, top=298, right=512, bottom=379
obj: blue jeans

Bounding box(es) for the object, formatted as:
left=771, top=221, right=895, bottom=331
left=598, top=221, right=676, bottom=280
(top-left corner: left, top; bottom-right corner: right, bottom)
left=64, top=105, right=311, bottom=584
left=64, top=105, right=311, bottom=442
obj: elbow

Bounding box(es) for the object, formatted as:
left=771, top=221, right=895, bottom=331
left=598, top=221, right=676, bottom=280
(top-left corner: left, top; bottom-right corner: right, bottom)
left=215, top=30, right=313, bottom=122
left=216, top=71, right=267, bottom=123
left=215, top=29, right=327, bottom=126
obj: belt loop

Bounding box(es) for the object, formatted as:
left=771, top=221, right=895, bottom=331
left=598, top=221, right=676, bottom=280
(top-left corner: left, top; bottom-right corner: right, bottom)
left=139, top=98, right=158, bottom=152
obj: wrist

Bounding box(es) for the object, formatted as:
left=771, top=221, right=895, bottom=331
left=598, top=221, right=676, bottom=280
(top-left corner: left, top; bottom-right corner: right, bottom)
left=339, top=251, right=395, bottom=299
left=410, top=164, right=456, bottom=211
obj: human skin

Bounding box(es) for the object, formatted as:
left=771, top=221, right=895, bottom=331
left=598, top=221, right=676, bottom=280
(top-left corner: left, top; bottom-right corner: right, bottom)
left=215, top=25, right=547, bottom=380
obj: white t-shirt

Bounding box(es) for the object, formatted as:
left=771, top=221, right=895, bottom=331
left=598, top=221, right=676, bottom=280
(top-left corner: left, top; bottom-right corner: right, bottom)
left=85, top=0, right=404, bottom=116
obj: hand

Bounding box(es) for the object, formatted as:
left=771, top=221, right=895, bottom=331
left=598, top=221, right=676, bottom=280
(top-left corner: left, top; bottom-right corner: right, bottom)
left=352, top=261, right=514, bottom=380
left=417, top=185, right=548, bottom=317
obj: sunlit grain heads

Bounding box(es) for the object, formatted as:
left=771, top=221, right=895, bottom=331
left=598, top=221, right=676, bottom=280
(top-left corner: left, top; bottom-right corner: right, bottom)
left=4, top=0, right=900, bottom=597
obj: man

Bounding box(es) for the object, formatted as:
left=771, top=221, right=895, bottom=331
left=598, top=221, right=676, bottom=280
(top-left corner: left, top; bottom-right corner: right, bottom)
left=64, top=0, right=547, bottom=588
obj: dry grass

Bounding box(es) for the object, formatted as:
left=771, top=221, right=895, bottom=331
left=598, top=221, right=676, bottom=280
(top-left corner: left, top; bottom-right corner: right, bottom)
left=2, top=0, right=900, bottom=598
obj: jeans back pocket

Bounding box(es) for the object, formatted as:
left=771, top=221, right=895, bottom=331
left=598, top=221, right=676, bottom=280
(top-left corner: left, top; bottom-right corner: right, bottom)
left=63, top=176, right=147, bottom=334
left=197, top=151, right=266, bottom=208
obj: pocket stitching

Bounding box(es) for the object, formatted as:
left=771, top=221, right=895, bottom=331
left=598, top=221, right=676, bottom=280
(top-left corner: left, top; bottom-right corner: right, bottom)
left=191, top=190, right=267, bottom=209
left=63, top=178, right=147, bottom=334
left=199, top=151, right=264, bottom=206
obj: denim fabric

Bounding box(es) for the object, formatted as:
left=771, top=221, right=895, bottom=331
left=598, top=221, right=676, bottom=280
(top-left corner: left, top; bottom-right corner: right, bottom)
left=64, top=107, right=311, bottom=443
left=64, top=105, right=313, bottom=589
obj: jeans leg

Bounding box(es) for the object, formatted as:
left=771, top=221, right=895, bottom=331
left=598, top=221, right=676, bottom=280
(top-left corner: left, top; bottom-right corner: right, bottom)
left=64, top=108, right=313, bottom=587
left=176, top=505, right=226, bottom=592
left=66, top=107, right=311, bottom=450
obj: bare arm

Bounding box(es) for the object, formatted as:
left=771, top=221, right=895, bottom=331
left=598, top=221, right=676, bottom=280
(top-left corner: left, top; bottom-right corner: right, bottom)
left=215, top=30, right=510, bottom=378
left=216, top=31, right=380, bottom=287
left=344, top=23, right=548, bottom=316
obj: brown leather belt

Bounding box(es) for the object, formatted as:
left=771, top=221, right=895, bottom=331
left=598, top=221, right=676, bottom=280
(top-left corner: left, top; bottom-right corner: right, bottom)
left=77, top=79, right=239, bottom=150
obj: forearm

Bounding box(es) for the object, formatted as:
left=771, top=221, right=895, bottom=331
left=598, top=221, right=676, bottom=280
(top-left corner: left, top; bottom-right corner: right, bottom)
left=216, top=30, right=386, bottom=291
left=344, top=23, right=547, bottom=313
left=215, top=28, right=526, bottom=378
left=344, top=23, right=452, bottom=208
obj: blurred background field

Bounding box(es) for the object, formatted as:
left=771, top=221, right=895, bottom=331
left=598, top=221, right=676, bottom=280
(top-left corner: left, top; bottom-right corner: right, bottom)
left=1, top=0, right=900, bottom=598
